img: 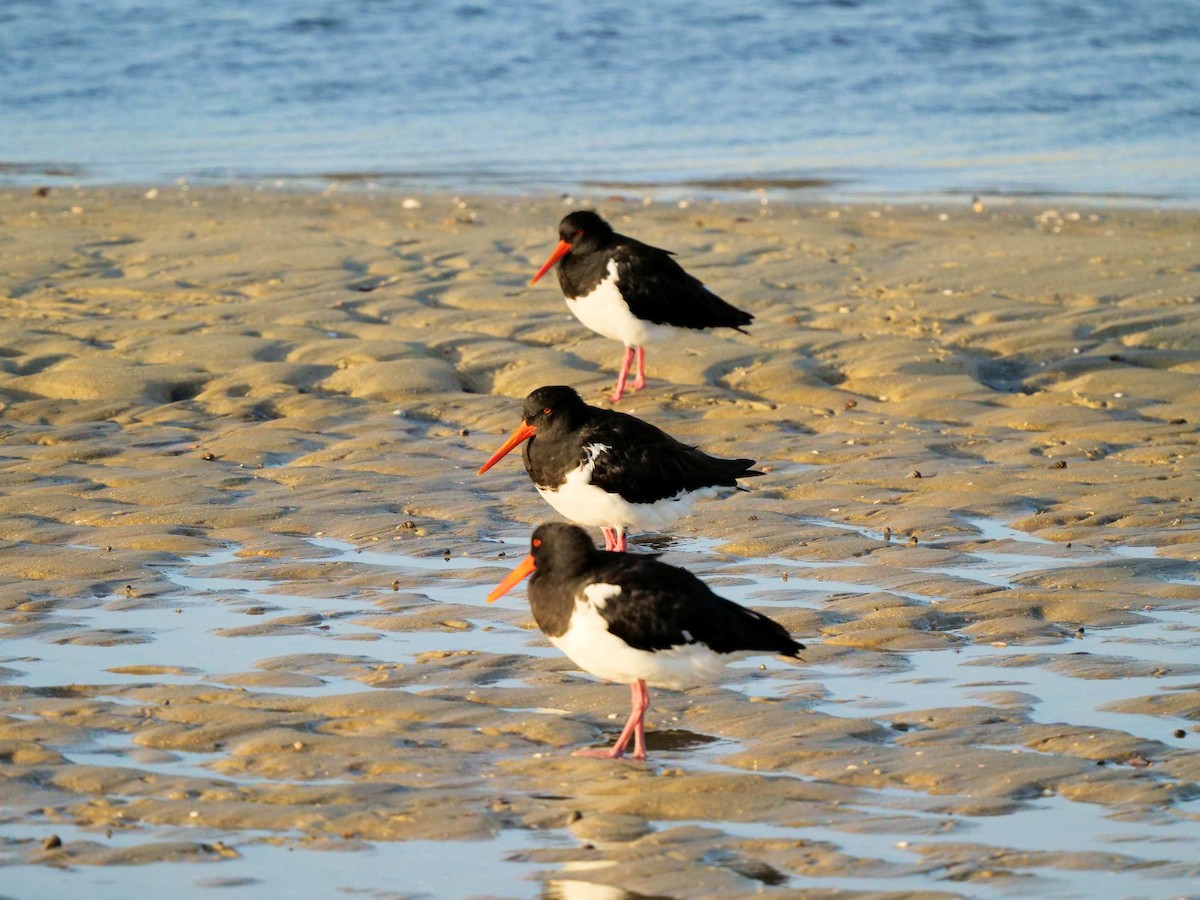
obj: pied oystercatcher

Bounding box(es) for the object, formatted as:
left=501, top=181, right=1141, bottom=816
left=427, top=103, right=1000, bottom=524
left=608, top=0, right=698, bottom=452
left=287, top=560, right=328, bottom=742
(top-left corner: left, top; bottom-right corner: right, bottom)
left=530, top=210, right=754, bottom=402
left=477, top=385, right=762, bottom=552
left=488, top=522, right=804, bottom=760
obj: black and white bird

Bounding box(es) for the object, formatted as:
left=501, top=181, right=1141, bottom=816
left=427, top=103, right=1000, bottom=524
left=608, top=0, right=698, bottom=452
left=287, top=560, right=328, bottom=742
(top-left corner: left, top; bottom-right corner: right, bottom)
left=530, top=210, right=753, bottom=403
left=487, top=522, right=804, bottom=760
left=477, top=385, right=762, bottom=552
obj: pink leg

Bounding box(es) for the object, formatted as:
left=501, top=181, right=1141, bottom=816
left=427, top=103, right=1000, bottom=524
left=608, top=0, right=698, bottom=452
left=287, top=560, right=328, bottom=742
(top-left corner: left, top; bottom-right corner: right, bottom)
left=628, top=679, right=648, bottom=758
left=610, top=346, right=635, bottom=403
left=601, top=527, right=618, bottom=551
left=572, top=680, right=650, bottom=760
left=615, top=530, right=628, bottom=552
left=632, top=346, right=646, bottom=391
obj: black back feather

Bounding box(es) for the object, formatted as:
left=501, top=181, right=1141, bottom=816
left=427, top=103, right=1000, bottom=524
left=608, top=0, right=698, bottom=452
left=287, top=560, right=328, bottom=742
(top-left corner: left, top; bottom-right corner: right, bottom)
left=519, top=386, right=762, bottom=504
left=584, top=553, right=802, bottom=656
left=525, top=523, right=803, bottom=658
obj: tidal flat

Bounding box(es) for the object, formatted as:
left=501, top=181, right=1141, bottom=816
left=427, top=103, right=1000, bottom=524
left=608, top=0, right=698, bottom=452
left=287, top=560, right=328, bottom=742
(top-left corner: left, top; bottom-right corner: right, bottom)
left=1, top=186, right=1198, bottom=898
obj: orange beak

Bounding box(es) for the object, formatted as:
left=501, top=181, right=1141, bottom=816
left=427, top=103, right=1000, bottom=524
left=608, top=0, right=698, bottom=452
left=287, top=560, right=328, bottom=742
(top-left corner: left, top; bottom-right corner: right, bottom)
left=530, top=239, right=572, bottom=285
left=477, top=422, right=537, bottom=475
left=487, top=553, right=536, bottom=602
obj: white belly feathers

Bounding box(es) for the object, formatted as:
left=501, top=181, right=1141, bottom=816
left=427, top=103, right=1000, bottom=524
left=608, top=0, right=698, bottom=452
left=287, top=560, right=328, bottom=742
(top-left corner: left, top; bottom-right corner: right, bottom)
left=566, top=259, right=676, bottom=347
left=534, top=442, right=726, bottom=532
left=548, top=582, right=731, bottom=690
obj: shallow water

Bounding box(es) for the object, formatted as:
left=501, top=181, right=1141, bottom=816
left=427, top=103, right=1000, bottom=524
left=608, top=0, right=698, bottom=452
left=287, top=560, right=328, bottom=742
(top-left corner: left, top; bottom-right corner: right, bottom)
left=0, top=819, right=555, bottom=899
left=681, top=805, right=1200, bottom=899
left=3, top=515, right=1198, bottom=896
left=3, top=0, right=1198, bottom=200
left=811, top=616, right=1200, bottom=747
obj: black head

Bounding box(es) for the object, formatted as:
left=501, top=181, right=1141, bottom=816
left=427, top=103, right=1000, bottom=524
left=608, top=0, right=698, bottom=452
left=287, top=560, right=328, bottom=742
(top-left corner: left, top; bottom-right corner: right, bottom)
left=486, top=521, right=600, bottom=603
left=530, top=211, right=616, bottom=285
left=520, top=385, right=589, bottom=429
left=529, top=521, right=599, bottom=576
left=558, top=210, right=614, bottom=252
left=487, top=520, right=600, bottom=607
left=477, top=385, right=592, bottom=476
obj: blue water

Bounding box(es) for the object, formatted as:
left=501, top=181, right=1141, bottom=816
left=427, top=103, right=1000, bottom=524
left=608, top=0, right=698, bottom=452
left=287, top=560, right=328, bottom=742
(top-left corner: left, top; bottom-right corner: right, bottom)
left=3, top=0, right=1198, bottom=200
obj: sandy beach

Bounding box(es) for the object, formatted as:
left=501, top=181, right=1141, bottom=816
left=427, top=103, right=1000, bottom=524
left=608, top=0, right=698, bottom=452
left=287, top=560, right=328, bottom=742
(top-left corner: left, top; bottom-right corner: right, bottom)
left=1, top=184, right=1198, bottom=897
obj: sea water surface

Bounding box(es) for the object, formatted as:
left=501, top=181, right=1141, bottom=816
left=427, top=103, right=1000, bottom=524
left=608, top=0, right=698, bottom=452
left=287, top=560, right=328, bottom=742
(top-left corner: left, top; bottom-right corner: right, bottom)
left=2, top=0, right=1199, bottom=200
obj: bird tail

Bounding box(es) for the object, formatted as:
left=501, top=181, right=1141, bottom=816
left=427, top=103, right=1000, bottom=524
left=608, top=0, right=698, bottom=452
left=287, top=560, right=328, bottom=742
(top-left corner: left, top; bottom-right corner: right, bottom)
left=730, top=459, right=764, bottom=482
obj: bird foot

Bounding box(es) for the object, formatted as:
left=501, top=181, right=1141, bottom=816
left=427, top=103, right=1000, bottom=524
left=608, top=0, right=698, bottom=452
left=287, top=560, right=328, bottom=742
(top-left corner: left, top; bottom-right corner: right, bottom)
left=631, top=376, right=646, bottom=391
left=608, top=388, right=625, bottom=403
left=571, top=746, right=645, bottom=761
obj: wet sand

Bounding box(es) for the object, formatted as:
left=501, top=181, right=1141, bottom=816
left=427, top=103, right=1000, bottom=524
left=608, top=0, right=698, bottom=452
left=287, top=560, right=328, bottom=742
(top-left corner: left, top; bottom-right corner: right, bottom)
left=1, top=185, right=1199, bottom=898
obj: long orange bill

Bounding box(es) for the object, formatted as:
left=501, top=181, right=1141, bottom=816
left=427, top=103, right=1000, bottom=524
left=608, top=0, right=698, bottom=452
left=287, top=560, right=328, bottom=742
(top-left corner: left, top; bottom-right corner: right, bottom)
left=476, top=422, right=537, bottom=475
left=487, top=553, right=536, bottom=602
left=530, top=239, right=572, bottom=285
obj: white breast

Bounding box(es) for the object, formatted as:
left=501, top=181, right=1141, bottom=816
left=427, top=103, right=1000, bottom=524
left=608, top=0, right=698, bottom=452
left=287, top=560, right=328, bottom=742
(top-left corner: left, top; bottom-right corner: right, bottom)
left=549, top=584, right=732, bottom=690
left=565, top=259, right=677, bottom=347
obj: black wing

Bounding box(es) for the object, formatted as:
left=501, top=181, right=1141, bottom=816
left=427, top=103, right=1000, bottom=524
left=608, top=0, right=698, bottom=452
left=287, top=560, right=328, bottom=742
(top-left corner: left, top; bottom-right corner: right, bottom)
left=589, top=555, right=802, bottom=657
left=582, top=412, right=761, bottom=505
left=611, top=237, right=753, bottom=332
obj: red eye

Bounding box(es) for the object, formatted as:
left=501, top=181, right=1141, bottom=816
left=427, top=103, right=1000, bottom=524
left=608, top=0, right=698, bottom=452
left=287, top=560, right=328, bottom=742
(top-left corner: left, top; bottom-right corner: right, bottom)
left=542, top=407, right=552, bottom=415
left=532, top=538, right=542, bottom=547
left=574, top=229, right=584, bottom=237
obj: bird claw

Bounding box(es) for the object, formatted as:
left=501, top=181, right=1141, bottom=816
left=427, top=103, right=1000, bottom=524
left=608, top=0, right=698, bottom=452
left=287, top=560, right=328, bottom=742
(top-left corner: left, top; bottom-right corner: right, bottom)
left=572, top=747, right=624, bottom=759
left=571, top=746, right=645, bottom=761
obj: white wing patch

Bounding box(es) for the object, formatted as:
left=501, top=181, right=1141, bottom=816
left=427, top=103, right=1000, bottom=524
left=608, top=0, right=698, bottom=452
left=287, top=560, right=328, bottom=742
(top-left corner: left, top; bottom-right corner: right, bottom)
left=581, top=443, right=610, bottom=475
left=583, top=582, right=622, bottom=610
